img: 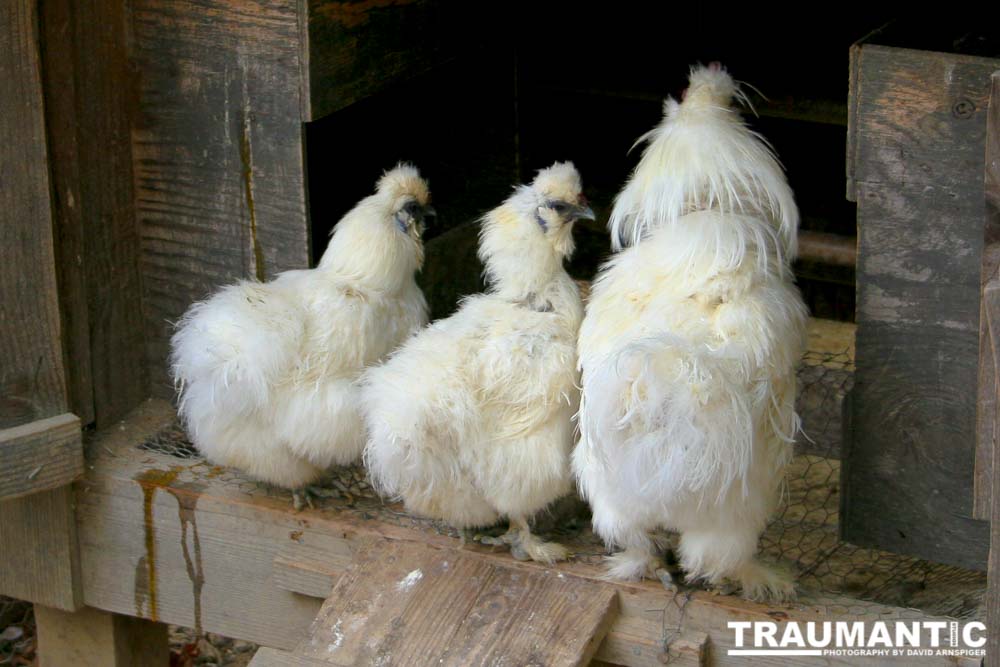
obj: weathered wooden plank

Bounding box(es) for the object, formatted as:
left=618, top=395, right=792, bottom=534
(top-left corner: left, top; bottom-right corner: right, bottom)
left=0, top=0, right=68, bottom=429
left=0, top=413, right=82, bottom=501
left=845, top=45, right=998, bottom=569
left=985, top=282, right=1000, bottom=665
left=272, top=533, right=354, bottom=598
left=438, top=560, right=618, bottom=667
left=131, top=0, right=311, bottom=398
left=73, top=399, right=983, bottom=667
left=35, top=604, right=169, bottom=667
left=304, top=0, right=478, bottom=121
left=37, top=0, right=96, bottom=426
left=0, top=0, right=83, bottom=616
left=69, top=0, right=148, bottom=426
left=297, top=538, right=617, bottom=667
left=975, top=71, right=1000, bottom=520
left=0, top=486, right=82, bottom=610
left=300, top=539, right=473, bottom=664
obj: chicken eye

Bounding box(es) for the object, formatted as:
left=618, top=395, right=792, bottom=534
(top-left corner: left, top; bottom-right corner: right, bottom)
left=549, top=201, right=569, bottom=213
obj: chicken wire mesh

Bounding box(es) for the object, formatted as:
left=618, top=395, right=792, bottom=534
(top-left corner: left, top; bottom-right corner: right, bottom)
left=136, top=337, right=986, bottom=620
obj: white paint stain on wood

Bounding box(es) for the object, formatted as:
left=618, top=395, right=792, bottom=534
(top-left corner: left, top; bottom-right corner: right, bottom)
left=396, top=568, right=422, bottom=591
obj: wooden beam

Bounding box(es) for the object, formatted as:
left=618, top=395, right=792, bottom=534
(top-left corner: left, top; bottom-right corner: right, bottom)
left=35, top=604, right=168, bottom=667
left=73, top=399, right=981, bottom=667
left=70, top=0, right=148, bottom=427
left=37, top=0, right=95, bottom=426
left=845, top=45, right=997, bottom=569
left=0, top=413, right=82, bottom=501
left=0, top=0, right=83, bottom=616
left=984, top=74, right=1000, bottom=663
left=975, top=71, right=1000, bottom=520
left=303, top=0, right=480, bottom=121
left=0, top=0, right=68, bottom=429
left=0, top=486, right=82, bottom=611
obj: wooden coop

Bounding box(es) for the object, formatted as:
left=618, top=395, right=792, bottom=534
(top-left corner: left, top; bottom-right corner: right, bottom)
left=2, top=2, right=999, bottom=665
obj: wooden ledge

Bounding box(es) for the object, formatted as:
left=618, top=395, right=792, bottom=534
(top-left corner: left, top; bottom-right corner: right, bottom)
left=74, top=396, right=977, bottom=666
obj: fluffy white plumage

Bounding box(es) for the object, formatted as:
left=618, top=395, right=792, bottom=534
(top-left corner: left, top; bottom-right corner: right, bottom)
left=362, top=162, right=591, bottom=563
left=573, top=65, right=808, bottom=600
left=171, top=165, right=431, bottom=496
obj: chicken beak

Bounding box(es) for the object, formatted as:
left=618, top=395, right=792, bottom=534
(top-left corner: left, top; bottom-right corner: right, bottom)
left=575, top=205, right=596, bottom=222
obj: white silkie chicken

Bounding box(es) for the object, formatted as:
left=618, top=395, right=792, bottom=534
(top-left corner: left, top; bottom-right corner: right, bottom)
left=573, top=64, right=808, bottom=600
left=362, top=162, right=593, bottom=563
left=171, top=165, right=432, bottom=508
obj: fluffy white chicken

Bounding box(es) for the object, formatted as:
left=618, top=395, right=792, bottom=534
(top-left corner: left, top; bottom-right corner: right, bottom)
left=573, top=64, right=808, bottom=600
left=171, top=165, right=432, bottom=507
left=362, top=162, right=593, bottom=563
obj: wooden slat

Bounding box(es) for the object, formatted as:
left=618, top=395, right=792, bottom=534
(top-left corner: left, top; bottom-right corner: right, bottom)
left=297, top=538, right=618, bottom=666
left=0, top=413, right=82, bottom=501
left=131, top=0, right=311, bottom=398
left=37, top=0, right=95, bottom=426
left=35, top=605, right=168, bottom=667
left=71, top=0, right=148, bottom=426
left=984, top=69, right=1000, bottom=649
left=0, top=0, right=82, bottom=615
left=975, top=71, right=1000, bottom=520
left=436, top=559, right=618, bottom=667
left=845, top=45, right=997, bottom=569
left=303, top=0, right=479, bottom=121
left=0, top=487, right=82, bottom=610
left=0, top=0, right=68, bottom=429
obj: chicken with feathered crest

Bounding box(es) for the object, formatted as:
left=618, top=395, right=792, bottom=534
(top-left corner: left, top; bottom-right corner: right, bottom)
left=574, top=64, right=808, bottom=600
left=171, top=165, right=433, bottom=508
left=363, top=162, right=593, bottom=563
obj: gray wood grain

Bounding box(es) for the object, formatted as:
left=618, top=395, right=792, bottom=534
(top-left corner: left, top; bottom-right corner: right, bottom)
left=0, top=413, right=82, bottom=501
left=71, top=0, right=149, bottom=426
left=0, top=0, right=68, bottom=428
left=38, top=0, right=95, bottom=426
left=845, top=45, right=998, bottom=569
left=975, top=71, right=1000, bottom=520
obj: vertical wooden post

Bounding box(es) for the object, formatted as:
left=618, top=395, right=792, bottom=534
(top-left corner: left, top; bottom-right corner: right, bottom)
left=982, top=71, right=1000, bottom=667
left=35, top=605, right=169, bottom=667
left=0, top=0, right=82, bottom=612
left=844, top=45, right=995, bottom=569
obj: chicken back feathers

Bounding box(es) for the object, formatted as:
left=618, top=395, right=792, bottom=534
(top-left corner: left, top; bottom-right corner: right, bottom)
left=574, top=65, right=808, bottom=599
left=171, top=164, right=430, bottom=489
left=363, top=163, right=588, bottom=538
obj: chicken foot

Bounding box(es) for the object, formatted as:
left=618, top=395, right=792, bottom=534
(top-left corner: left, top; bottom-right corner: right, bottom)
left=480, top=516, right=569, bottom=565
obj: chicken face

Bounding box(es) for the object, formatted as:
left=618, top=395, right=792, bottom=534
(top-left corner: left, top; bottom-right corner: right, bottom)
left=529, top=163, right=595, bottom=258
left=394, top=198, right=436, bottom=241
